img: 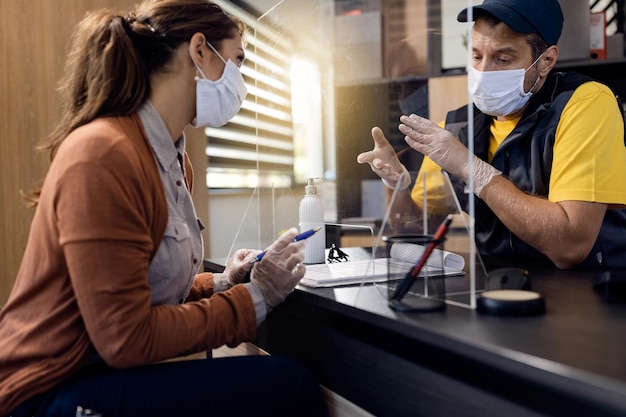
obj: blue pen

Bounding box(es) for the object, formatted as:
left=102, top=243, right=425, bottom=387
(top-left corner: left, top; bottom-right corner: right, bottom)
left=249, top=227, right=322, bottom=264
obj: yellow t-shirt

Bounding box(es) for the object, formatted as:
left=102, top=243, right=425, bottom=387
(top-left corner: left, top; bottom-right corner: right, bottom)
left=411, top=81, right=626, bottom=209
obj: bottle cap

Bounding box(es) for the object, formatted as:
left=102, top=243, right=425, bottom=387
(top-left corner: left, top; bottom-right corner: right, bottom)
left=305, top=177, right=322, bottom=196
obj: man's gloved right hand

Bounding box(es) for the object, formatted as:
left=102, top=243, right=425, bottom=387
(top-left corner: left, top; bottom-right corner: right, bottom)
left=357, top=127, right=411, bottom=190
left=249, top=228, right=306, bottom=310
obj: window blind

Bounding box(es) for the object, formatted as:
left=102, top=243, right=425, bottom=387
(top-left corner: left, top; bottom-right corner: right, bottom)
left=207, top=1, right=295, bottom=189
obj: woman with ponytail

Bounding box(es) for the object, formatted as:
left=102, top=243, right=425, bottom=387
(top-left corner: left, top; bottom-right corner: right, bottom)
left=0, top=1, right=328, bottom=416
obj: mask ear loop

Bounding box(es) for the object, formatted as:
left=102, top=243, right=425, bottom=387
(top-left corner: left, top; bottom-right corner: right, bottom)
left=191, top=41, right=227, bottom=81
left=526, top=74, right=541, bottom=95
left=189, top=44, right=208, bottom=81
left=526, top=53, right=544, bottom=71
left=206, top=41, right=228, bottom=65
left=524, top=53, right=544, bottom=95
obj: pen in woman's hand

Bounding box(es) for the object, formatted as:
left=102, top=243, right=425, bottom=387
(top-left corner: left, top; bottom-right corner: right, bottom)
left=249, top=227, right=322, bottom=264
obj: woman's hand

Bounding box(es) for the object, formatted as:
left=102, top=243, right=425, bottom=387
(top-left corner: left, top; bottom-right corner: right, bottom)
left=249, top=228, right=306, bottom=310
left=223, top=248, right=260, bottom=286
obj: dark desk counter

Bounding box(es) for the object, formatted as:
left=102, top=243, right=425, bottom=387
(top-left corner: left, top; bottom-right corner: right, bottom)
left=252, top=265, right=626, bottom=417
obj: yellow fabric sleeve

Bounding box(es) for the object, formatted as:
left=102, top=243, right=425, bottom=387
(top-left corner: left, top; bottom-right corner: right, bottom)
left=550, top=82, right=626, bottom=206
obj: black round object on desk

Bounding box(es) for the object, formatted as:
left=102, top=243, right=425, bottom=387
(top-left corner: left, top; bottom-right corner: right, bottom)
left=477, top=289, right=546, bottom=316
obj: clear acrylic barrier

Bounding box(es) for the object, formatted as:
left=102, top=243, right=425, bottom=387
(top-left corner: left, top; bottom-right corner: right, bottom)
left=215, top=0, right=482, bottom=310
left=223, top=185, right=299, bottom=260
left=215, top=0, right=333, bottom=259
left=372, top=169, right=488, bottom=310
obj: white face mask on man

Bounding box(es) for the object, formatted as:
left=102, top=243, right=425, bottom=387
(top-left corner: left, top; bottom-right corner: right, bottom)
left=468, top=54, right=542, bottom=117
left=190, top=41, right=247, bottom=128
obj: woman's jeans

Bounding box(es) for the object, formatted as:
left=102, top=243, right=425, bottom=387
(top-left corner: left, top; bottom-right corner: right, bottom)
left=9, top=355, right=328, bottom=417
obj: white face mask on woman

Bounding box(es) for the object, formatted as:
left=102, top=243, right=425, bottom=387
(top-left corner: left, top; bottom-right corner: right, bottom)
left=468, top=54, right=542, bottom=117
left=190, top=42, right=247, bottom=128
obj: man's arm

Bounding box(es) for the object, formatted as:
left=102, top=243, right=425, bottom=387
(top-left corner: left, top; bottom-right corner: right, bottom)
left=480, top=175, right=607, bottom=268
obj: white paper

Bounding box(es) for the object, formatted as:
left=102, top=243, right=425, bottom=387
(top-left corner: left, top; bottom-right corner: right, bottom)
left=300, top=243, right=464, bottom=288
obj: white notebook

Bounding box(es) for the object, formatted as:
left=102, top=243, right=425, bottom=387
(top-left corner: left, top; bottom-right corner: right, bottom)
left=300, top=243, right=465, bottom=288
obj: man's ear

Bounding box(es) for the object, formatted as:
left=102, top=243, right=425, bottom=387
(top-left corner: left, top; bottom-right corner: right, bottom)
left=539, top=45, right=559, bottom=77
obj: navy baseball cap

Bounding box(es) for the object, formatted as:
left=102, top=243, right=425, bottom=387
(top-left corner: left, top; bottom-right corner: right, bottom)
left=457, top=0, right=564, bottom=46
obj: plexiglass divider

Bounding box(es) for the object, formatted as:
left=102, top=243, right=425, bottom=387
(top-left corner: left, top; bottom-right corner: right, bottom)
left=216, top=0, right=484, bottom=309
left=371, top=168, right=488, bottom=309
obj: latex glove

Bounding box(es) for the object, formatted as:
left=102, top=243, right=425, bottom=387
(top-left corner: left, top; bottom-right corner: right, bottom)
left=249, top=228, right=306, bottom=310
left=399, top=114, right=501, bottom=196
left=223, top=248, right=261, bottom=286
left=357, top=127, right=411, bottom=190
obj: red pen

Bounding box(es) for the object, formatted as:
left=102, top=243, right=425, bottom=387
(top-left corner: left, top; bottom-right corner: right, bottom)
left=392, top=214, right=454, bottom=301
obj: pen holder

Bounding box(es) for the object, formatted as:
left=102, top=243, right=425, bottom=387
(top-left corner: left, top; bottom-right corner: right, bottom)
left=383, top=235, right=446, bottom=312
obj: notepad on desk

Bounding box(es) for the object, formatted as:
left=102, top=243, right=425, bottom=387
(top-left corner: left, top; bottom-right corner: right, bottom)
left=300, top=243, right=465, bottom=288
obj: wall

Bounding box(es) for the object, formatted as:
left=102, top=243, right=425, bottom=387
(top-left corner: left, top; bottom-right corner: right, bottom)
left=428, top=74, right=468, bottom=124
left=0, top=0, right=143, bottom=305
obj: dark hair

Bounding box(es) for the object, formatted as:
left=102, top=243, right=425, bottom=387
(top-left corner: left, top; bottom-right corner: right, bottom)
left=43, top=0, right=245, bottom=161
left=474, top=10, right=547, bottom=60
left=525, top=33, right=548, bottom=61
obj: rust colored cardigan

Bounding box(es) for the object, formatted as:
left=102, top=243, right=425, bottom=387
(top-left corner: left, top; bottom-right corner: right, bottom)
left=0, top=114, right=256, bottom=415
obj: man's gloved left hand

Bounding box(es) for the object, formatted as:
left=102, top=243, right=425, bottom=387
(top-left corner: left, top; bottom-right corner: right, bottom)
left=399, top=114, right=501, bottom=196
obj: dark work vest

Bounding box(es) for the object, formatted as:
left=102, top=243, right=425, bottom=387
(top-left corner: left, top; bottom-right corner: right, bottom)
left=444, top=72, right=626, bottom=269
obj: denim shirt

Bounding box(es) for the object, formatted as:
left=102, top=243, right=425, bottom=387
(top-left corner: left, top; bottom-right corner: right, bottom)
left=139, top=102, right=203, bottom=305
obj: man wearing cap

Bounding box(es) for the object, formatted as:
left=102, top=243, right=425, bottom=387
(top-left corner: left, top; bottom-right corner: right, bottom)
left=358, top=0, right=626, bottom=269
